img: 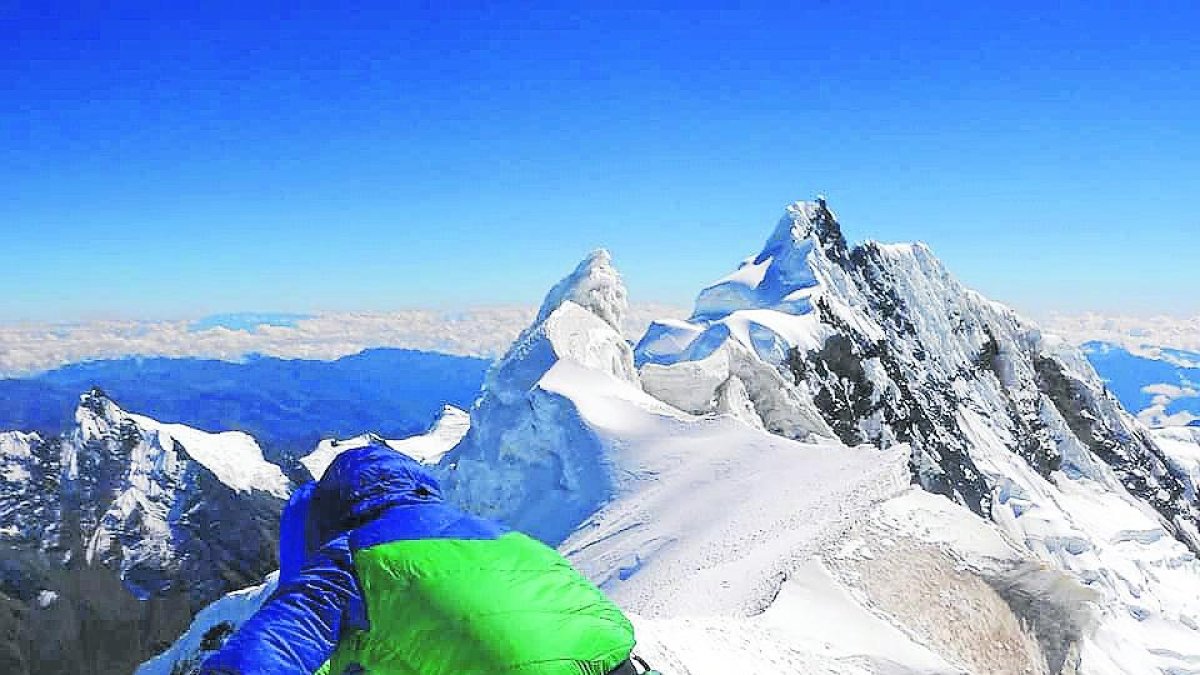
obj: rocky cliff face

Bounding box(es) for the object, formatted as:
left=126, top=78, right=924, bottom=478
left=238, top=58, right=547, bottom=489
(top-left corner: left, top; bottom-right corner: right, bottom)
left=0, top=389, right=289, bottom=675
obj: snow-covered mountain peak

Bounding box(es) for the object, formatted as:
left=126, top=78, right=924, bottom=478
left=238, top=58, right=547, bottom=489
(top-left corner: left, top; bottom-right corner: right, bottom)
left=2, top=391, right=285, bottom=615
left=301, top=404, right=471, bottom=480
left=535, top=248, right=628, bottom=332
left=633, top=197, right=1200, bottom=671
left=769, top=198, right=848, bottom=259
left=74, top=387, right=129, bottom=441
left=0, top=429, right=40, bottom=458
left=486, top=251, right=637, bottom=403
left=442, top=252, right=643, bottom=543
left=64, top=388, right=290, bottom=499
left=692, top=198, right=856, bottom=322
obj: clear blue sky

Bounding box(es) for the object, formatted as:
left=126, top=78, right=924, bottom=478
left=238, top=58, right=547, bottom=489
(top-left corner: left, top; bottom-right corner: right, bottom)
left=3, top=1, right=1197, bottom=321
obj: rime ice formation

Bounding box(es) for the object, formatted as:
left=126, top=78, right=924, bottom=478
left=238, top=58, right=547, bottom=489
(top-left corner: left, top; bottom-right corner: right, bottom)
left=438, top=249, right=639, bottom=544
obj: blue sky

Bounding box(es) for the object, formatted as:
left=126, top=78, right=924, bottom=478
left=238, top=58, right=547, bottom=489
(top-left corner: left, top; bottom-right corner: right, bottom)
left=3, top=1, right=1197, bottom=321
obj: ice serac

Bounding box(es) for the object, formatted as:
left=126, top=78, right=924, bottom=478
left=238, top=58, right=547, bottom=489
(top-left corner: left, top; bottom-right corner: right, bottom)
left=637, top=198, right=1200, bottom=673
left=439, top=249, right=638, bottom=544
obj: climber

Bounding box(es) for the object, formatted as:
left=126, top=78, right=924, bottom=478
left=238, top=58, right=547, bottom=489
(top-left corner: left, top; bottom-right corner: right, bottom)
left=199, top=443, right=651, bottom=675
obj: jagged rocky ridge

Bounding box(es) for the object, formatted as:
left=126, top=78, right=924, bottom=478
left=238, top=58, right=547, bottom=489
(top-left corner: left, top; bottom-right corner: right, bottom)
left=638, top=200, right=1200, bottom=550
left=634, top=200, right=1200, bottom=672
left=0, top=389, right=289, bottom=675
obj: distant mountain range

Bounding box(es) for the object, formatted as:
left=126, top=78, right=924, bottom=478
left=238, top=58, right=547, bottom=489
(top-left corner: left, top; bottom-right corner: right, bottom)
left=0, top=349, right=490, bottom=465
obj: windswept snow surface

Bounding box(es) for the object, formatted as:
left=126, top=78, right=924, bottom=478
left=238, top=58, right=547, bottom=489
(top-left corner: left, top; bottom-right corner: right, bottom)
left=551, top=360, right=910, bottom=617
left=127, top=414, right=290, bottom=498
left=547, top=361, right=976, bottom=673
left=301, top=404, right=470, bottom=479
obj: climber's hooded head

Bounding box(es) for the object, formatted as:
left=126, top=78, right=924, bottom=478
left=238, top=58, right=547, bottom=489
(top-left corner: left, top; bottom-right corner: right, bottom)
left=278, top=444, right=444, bottom=584
left=315, top=444, right=443, bottom=529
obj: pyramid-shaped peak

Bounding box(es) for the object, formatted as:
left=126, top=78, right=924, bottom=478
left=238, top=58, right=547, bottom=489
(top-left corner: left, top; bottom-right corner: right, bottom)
left=535, top=248, right=628, bottom=332
left=760, top=197, right=847, bottom=263
left=78, top=386, right=123, bottom=420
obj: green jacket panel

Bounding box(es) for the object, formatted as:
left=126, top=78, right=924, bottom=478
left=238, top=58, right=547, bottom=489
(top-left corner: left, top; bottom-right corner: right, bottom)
left=329, top=532, right=634, bottom=675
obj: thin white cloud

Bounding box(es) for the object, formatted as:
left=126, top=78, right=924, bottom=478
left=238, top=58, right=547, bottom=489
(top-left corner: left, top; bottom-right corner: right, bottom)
left=1138, top=405, right=1199, bottom=429
left=1039, top=313, right=1200, bottom=366
left=1141, top=383, right=1200, bottom=411
left=1142, top=383, right=1199, bottom=399
left=0, top=304, right=689, bottom=378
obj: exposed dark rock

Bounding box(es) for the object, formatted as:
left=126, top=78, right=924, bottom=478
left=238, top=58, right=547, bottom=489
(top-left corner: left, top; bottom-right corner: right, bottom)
left=1035, top=356, right=1196, bottom=550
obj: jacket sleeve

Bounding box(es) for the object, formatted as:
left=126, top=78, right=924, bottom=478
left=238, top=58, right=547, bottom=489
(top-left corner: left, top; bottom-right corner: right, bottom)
left=277, top=482, right=318, bottom=589
left=199, top=536, right=366, bottom=675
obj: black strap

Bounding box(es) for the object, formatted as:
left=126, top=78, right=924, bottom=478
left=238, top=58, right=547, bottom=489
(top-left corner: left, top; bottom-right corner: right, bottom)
left=607, top=658, right=639, bottom=675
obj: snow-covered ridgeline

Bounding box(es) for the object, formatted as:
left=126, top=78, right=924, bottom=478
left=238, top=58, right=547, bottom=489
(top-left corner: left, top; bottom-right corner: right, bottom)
left=300, top=404, right=470, bottom=480
left=437, top=240, right=1102, bottom=673
left=140, top=200, right=1200, bottom=675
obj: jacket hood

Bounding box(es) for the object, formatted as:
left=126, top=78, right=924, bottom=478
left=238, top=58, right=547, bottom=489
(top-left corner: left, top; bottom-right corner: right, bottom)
left=311, top=444, right=443, bottom=537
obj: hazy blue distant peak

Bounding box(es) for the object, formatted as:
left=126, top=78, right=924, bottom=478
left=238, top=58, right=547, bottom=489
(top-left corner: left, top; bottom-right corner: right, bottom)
left=189, top=313, right=313, bottom=333
left=0, top=348, right=490, bottom=457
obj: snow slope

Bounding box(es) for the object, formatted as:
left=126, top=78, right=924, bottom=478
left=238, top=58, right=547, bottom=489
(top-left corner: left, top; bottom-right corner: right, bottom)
left=135, top=574, right=280, bottom=675
left=126, top=415, right=290, bottom=498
